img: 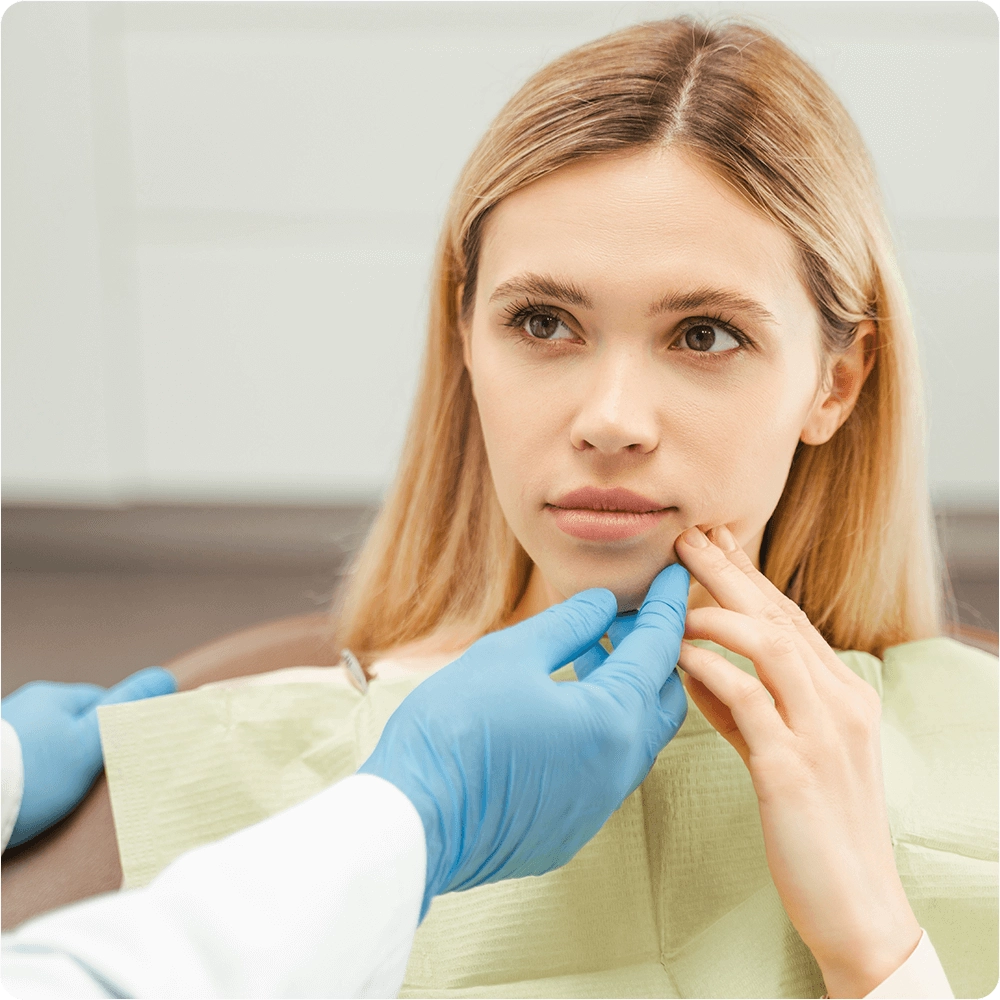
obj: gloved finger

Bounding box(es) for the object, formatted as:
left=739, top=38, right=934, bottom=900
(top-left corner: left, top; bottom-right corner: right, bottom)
left=498, top=588, right=618, bottom=675
left=571, top=641, right=608, bottom=681
left=583, top=563, right=689, bottom=698
left=98, top=667, right=177, bottom=707
left=40, top=682, right=107, bottom=714
left=607, top=612, right=640, bottom=649
left=657, top=668, right=688, bottom=730
left=573, top=607, right=654, bottom=687
left=572, top=612, right=639, bottom=680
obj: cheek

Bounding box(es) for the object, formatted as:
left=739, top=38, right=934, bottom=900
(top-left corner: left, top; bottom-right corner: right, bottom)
left=468, top=336, right=568, bottom=507
left=675, top=369, right=816, bottom=519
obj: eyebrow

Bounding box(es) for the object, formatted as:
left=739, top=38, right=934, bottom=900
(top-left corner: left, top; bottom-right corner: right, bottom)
left=647, top=287, right=779, bottom=328
left=488, top=273, right=592, bottom=309
left=488, top=272, right=778, bottom=329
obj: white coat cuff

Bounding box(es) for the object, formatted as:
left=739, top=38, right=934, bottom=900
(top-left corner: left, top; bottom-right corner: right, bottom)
left=863, top=929, right=954, bottom=999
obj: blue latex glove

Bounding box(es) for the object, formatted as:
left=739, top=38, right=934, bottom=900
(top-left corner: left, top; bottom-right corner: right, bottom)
left=571, top=610, right=642, bottom=680
left=359, top=563, right=689, bottom=918
left=2, top=667, right=177, bottom=848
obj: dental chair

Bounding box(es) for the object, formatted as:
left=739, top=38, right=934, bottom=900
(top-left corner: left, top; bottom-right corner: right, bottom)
left=2, top=615, right=996, bottom=932
left=0, top=612, right=341, bottom=931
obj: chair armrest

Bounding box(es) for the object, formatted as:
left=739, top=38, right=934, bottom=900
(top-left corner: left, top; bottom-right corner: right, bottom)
left=166, top=611, right=342, bottom=690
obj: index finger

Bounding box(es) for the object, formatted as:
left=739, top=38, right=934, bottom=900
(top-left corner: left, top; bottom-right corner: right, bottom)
left=99, top=667, right=178, bottom=707
left=707, top=525, right=860, bottom=686
left=583, top=563, right=689, bottom=698
left=675, top=526, right=777, bottom=620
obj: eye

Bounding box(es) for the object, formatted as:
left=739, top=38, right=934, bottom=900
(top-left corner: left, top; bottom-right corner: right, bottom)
left=522, top=311, right=574, bottom=341
left=678, top=321, right=742, bottom=353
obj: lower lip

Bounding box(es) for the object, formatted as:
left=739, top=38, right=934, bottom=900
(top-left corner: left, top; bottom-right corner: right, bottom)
left=548, top=506, right=669, bottom=541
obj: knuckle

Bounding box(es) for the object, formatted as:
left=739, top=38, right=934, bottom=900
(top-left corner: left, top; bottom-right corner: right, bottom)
left=715, top=551, right=747, bottom=581
left=764, top=628, right=798, bottom=659
left=734, top=680, right=768, bottom=712
left=559, top=594, right=614, bottom=643
left=556, top=606, right=593, bottom=646
left=682, top=606, right=710, bottom=634
left=728, top=548, right=757, bottom=574
left=595, top=710, right=634, bottom=758
left=842, top=692, right=881, bottom=736
left=759, top=602, right=793, bottom=630
left=779, top=595, right=810, bottom=627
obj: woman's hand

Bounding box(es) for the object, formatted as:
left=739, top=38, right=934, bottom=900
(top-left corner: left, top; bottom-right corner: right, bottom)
left=674, top=525, right=920, bottom=1000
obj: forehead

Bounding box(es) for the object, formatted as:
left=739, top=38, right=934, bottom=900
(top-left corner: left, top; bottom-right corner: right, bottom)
left=477, top=147, right=814, bottom=322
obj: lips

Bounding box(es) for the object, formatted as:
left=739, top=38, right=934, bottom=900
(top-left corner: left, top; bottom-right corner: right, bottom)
left=552, top=487, right=665, bottom=513
left=547, top=487, right=672, bottom=542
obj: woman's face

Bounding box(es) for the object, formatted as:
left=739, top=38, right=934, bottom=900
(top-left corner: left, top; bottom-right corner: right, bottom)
left=463, top=147, right=855, bottom=612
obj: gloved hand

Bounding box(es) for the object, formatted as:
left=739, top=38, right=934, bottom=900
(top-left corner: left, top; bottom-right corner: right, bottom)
left=359, top=563, right=689, bottom=918
left=571, top=610, right=642, bottom=679
left=2, top=667, right=177, bottom=847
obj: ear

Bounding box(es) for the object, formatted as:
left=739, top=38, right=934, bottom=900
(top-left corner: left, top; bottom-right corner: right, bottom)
left=800, top=320, right=877, bottom=446
left=456, top=283, right=473, bottom=373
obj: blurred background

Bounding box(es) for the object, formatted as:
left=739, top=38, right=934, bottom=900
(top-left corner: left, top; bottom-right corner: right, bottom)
left=3, top=1, right=997, bottom=695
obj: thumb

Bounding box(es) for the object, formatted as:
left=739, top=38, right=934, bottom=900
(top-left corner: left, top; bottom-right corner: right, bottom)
left=99, top=667, right=177, bottom=707
left=498, top=588, right=618, bottom=675
left=584, top=563, right=689, bottom=697
left=40, top=683, right=106, bottom=716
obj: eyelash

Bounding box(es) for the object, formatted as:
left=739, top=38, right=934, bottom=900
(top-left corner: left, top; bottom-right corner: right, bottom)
left=499, top=298, right=754, bottom=357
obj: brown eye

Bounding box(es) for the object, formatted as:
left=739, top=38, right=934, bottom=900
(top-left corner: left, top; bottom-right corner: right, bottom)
left=525, top=313, right=571, bottom=340
left=681, top=322, right=741, bottom=353
left=685, top=324, right=717, bottom=351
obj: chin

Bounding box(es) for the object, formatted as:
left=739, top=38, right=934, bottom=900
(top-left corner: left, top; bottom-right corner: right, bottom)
left=549, top=555, right=677, bottom=614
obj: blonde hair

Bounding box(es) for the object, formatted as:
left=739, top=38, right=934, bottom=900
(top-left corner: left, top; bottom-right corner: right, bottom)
left=333, top=18, right=943, bottom=665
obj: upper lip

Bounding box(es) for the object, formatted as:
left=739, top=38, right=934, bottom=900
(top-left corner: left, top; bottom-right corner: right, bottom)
left=549, top=487, right=669, bottom=514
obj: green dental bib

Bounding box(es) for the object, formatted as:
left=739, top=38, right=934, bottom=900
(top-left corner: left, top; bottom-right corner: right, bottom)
left=99, top=638, right=998, bottom=998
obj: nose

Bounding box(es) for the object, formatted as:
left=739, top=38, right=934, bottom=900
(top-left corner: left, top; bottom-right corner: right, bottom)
left=569, top=348, right=660, bottom=456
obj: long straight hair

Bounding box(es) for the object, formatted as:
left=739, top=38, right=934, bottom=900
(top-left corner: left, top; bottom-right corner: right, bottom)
left=333, top=18, right=943, bottom=666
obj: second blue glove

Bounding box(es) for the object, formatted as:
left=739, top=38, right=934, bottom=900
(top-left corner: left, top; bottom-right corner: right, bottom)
left=2, top=667, right=177, bottom=847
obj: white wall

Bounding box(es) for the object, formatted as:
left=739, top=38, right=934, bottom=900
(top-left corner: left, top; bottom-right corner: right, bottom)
left=3, top=1, right=997, bottom=506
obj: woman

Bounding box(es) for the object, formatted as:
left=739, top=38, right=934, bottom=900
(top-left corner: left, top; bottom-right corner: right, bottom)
left=323, top=16, right=990, bottom=996
left=95, top=16, right=995, bottom=999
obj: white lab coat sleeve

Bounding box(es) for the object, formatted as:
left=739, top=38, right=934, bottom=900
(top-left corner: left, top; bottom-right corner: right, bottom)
left=1, top=773, right=426, bottom=999
left=863, top=929, right=954, bottom=999
left=1, top=718, right=24, bottom=852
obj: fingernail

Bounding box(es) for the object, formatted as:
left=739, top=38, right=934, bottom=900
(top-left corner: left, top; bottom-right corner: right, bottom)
left=682, top=526, right=708, bottom=548
left=714, top=526, right=738, bottom=552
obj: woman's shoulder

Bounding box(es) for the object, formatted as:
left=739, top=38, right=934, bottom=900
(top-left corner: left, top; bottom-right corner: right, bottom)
left=835, top=634, right=996, bottom=696
left=882, top=635, right=997, bottom=722
left=368, top=646, right=466, bottom=681
left=365, top=629, right=471, bottom=680
left=882, top=634, right=998, bottom=670
left=880, top=635, right=998, bottom=693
